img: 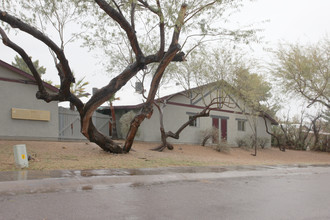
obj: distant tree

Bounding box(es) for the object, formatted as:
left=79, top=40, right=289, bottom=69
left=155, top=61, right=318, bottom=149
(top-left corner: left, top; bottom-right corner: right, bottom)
left=12, top=55, right=46, bottom=75
left=232, top=68, right=272, bottom=156
left=55, top=74, right=90, bottom=110
left=322, top=110, right=330, bottom=132
left=272, top=38, right=330, bottom=109
left=310, top=113, right=323, bottom=149
left=69, top=76, right=90, bottom=110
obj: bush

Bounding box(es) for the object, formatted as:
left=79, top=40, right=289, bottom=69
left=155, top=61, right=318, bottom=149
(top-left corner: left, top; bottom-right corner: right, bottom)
left=213, top=140, right=231, bottom=153
left=200, top=127, right=218, bottom=146
left=239, top=135, right=255, bottom=149
left=258, top=137, right=270, bottom=149
left=235, top=137, right=247, bottom=148
left=119, top=111, right=140, bottom=138
left=201, top=128, right=230, bottom=152
left=310, top=136, right=330, bottom=152
left=236, top=135, right=270, bottom=149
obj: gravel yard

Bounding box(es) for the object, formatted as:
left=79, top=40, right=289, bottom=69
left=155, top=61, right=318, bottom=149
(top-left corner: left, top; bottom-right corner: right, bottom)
left=1, top=140, right=330, bottom=171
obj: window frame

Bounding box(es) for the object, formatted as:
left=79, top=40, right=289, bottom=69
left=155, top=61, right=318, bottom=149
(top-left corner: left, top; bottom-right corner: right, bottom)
left=187, top=112, right=199, bottom=127
left=237, top=119, right=246, bottom=131
left=188, top=115, right=197, bottom=127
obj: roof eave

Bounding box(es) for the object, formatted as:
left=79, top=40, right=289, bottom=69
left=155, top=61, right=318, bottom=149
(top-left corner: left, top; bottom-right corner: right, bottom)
left=0, top=59, right=59, bottom=93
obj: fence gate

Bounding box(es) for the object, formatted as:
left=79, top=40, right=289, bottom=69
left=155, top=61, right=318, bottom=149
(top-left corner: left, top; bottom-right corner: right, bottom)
left=58, top=107, right=110, bottom=140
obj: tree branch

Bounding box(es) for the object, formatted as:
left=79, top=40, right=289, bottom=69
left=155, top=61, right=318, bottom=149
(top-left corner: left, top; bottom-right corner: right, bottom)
left=95, top=0, right=144, bottom=62
left=0, top=10, right=74, bottom=98
left=122, top=3, right=188, bottom=152
left=0, top=26, right=64, bottom=103
left=81, top=62, right=141, bottom=138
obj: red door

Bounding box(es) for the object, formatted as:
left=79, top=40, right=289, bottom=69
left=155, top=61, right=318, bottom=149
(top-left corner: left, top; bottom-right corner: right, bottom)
left=212, top=118, right=219, bottom=129
left=221, top=119, right=227, bottom=140
left=212, top=118, right=219, bottom=143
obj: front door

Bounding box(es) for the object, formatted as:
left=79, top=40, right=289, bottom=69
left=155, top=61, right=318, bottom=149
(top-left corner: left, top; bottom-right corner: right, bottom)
left=212, top=118, right=227, bottom=143
left=212, top=118, right=219, bottom=143
left=221, top=118, right=227, bottom=141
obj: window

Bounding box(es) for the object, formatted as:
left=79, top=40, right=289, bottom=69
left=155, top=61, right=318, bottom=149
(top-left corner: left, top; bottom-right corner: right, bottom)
left=189, top=116, right=197, bottom=127
left=237, top=120, right=245, bottom=131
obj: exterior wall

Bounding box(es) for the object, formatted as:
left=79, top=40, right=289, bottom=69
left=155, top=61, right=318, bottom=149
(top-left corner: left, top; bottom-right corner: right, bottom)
left=0, top=64, right=59, bottom=140
left=136, top=89, right=272, bottom=147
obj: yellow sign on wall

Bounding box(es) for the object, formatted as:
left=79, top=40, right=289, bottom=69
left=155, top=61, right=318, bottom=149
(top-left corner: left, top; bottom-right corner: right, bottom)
left=11, top=108, right=50, bottom=121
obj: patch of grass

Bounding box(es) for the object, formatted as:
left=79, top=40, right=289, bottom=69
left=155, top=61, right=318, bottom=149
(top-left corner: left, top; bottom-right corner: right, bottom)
left=138, top=157, right=208, bottom=168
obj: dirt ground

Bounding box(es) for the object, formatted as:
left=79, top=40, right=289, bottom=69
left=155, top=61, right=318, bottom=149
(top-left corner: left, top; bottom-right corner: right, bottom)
left=1, top=140, right=330, bottom=171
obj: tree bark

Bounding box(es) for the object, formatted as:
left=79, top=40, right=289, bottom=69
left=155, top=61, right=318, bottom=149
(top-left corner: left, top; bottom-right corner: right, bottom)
left=110, top=102, right=118, bottom=139
left=311, top=114, right=322, bottom=149
left=262, top=114, right=285, bottom=151
left=151, top=102, right=173, bottom=152
left=87, top=118, right=123, bottom=153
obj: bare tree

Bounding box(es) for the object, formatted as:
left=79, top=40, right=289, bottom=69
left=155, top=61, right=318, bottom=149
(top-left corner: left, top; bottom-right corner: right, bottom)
left=279, top=110, right=312, bottom=150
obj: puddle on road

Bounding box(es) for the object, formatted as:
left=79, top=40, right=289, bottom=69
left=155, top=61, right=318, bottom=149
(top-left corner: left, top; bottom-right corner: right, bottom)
left=1, top=164, right=329, bottom=182
left=1, top=165, right=330, bottom=196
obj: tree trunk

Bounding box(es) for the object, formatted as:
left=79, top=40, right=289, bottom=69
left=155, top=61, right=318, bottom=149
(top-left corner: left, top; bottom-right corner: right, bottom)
left=262, top=115, right=285, bottom=151
left=252, top=125, right=257, bottom=156
left=151, top=103, right=173, bottom=152
left=152, top=127, right=174, bottom=152
left=280, top=124, right=294, bottom=148
left=311, top=115, right=322, bottom=149
left=110, top=102, right=118, bottom=139
left=87, top=118, right=123, bottom=153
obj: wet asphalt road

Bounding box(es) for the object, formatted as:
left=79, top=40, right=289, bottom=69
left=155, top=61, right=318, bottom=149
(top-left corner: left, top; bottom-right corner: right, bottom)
left=0, top=165, right=330, bottom=220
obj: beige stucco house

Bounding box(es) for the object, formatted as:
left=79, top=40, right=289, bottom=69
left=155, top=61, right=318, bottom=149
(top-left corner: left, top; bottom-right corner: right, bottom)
left=0, top=60, right=59, bottom=140
left=98, top=84, right=278, bottom=147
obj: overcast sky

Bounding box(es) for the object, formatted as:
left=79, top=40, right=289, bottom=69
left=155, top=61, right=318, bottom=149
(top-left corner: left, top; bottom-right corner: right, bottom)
left=0, top=0, right=329, bottom=110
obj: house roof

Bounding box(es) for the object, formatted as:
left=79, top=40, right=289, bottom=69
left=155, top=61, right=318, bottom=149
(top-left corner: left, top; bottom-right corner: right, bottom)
left=97, top=81, right=279, bottom=125
left=0, top=59, right=59, bottom=93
